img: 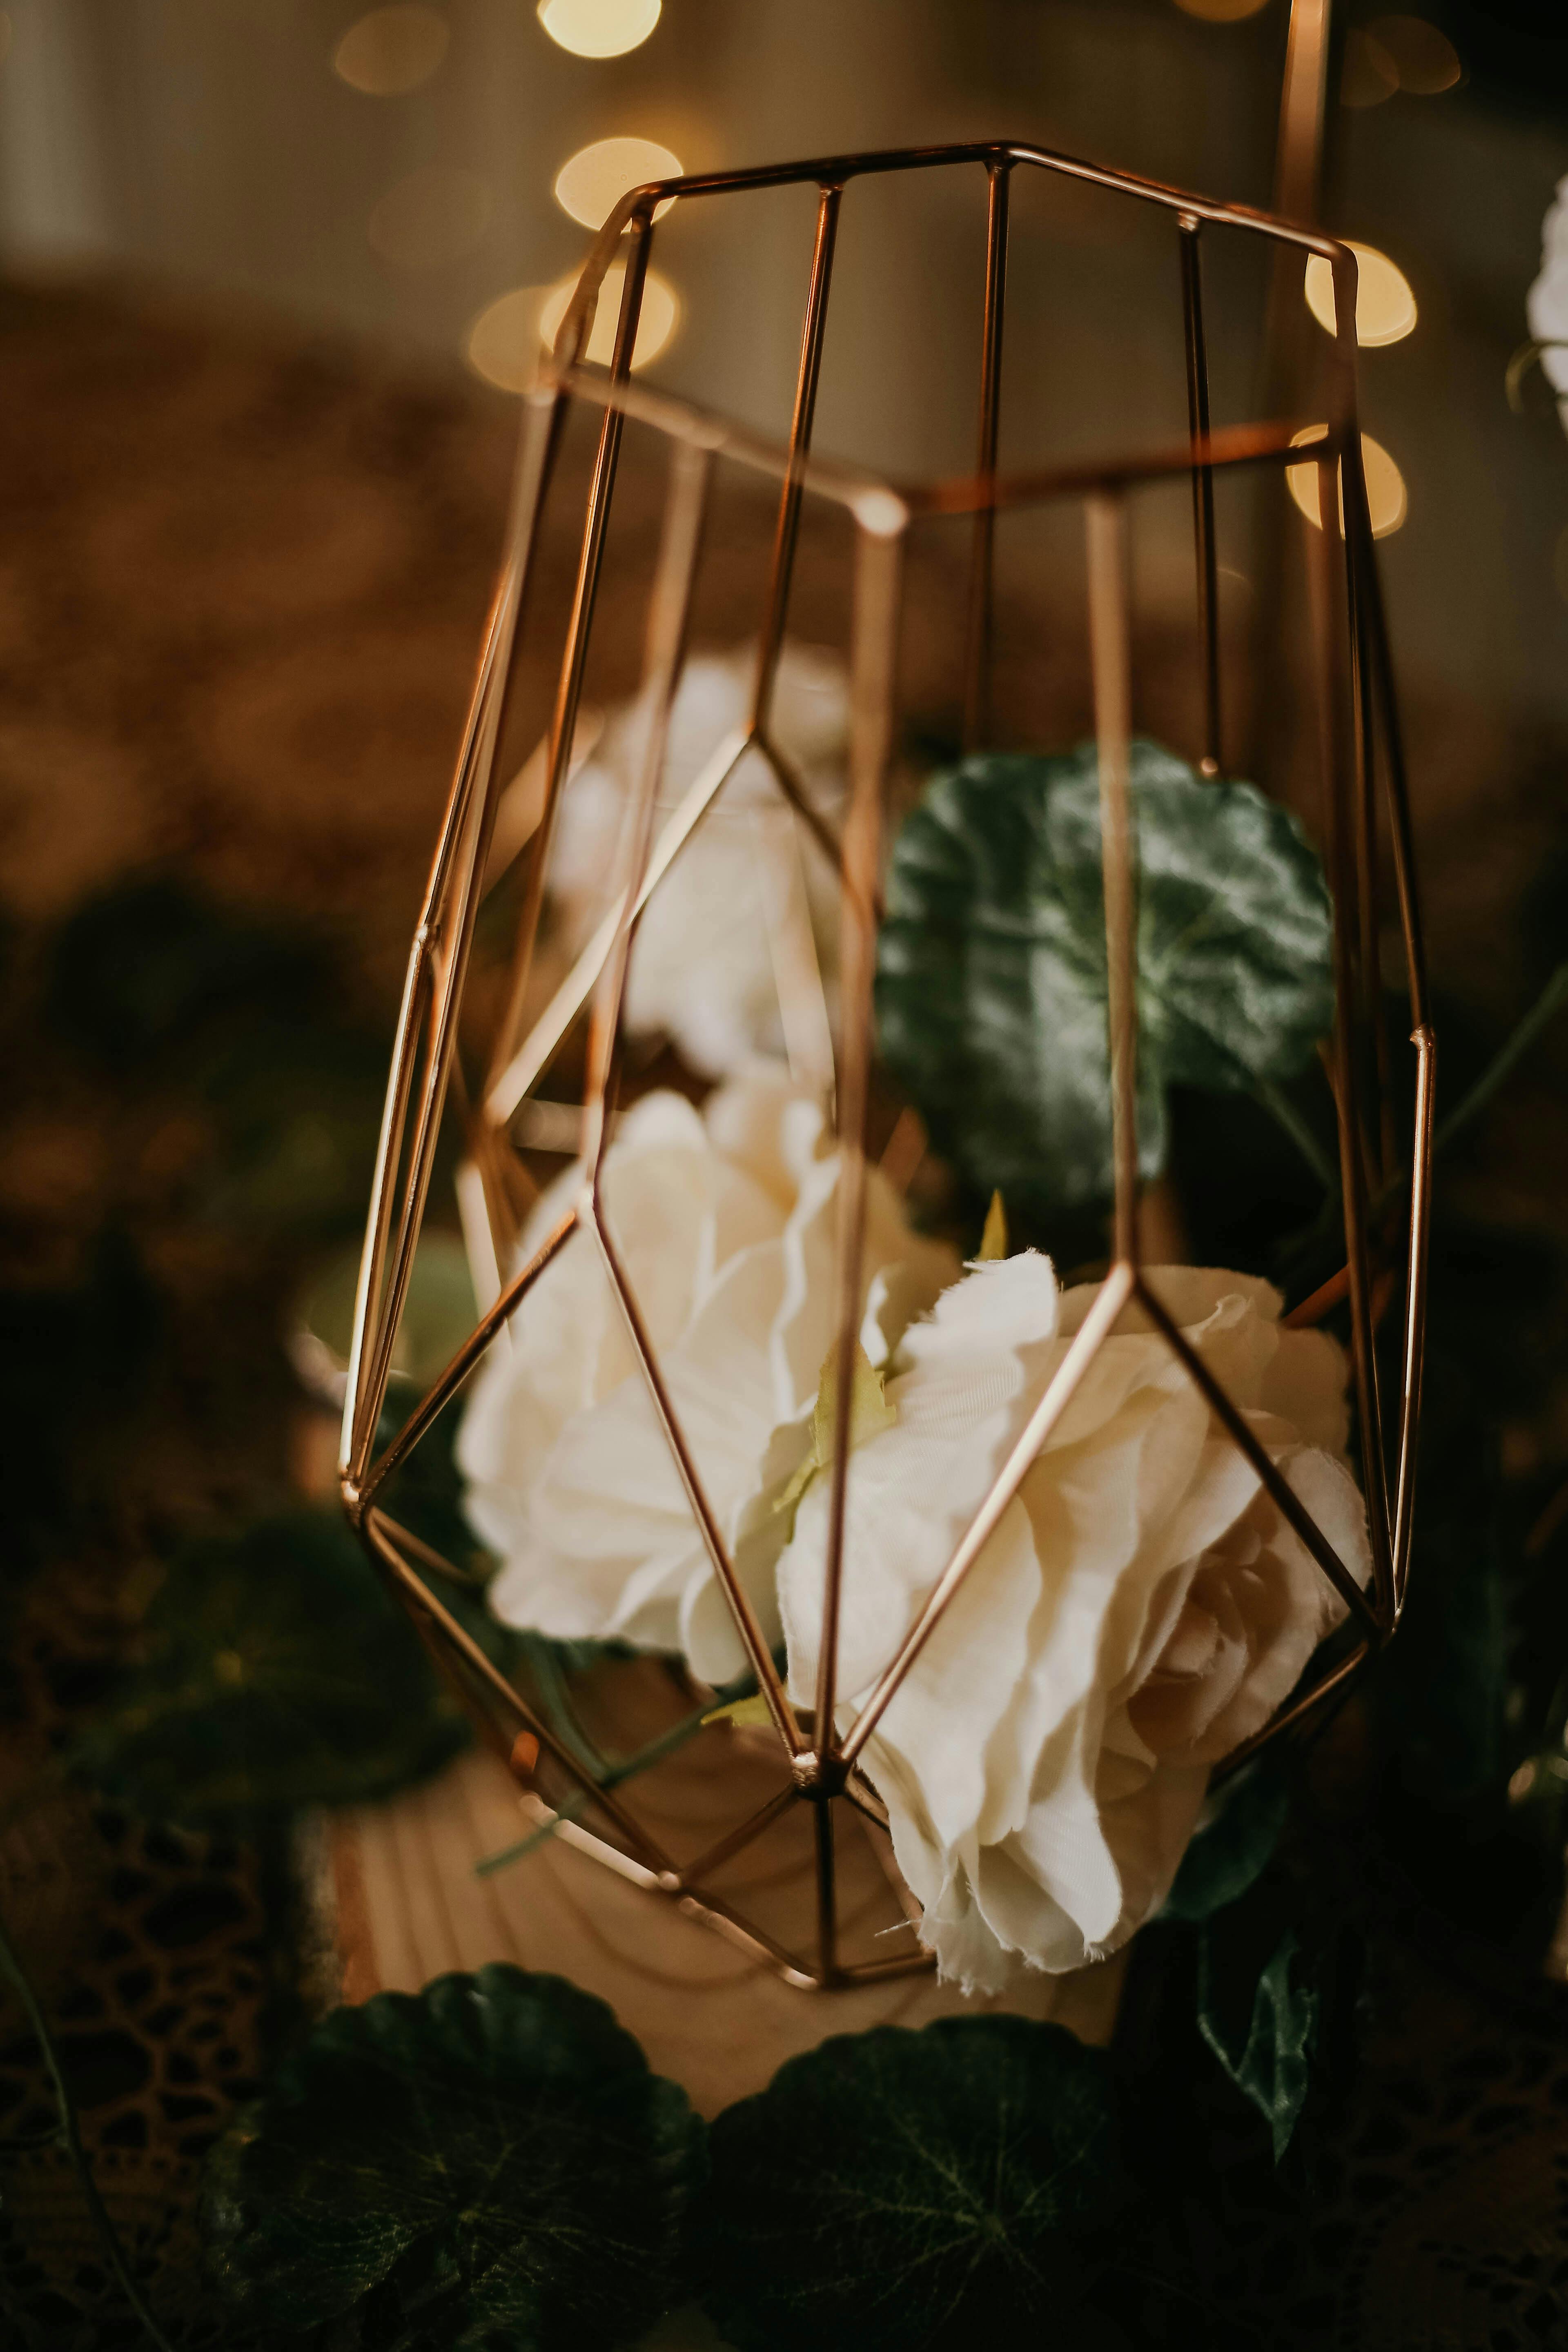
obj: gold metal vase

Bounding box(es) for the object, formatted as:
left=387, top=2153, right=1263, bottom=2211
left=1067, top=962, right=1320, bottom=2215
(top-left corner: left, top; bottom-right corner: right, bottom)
left=339, top=138, right=1433, bottom=1992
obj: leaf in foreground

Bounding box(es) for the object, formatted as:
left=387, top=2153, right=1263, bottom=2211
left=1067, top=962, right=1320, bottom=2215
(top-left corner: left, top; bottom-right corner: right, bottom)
left=697, top=2016, right=1122, bottom=2351
left=1197, top=1900, right=1319, bottom=2162
left=72, top=1509, right=468, bottom=1824
left=202, top=1967, right=703, bottom=2351
left=876, top=742, right=1334, bottom=1216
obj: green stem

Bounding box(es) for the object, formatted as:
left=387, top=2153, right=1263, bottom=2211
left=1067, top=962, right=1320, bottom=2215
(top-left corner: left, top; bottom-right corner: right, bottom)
left=475, top=1664, right=758, bottom=1881
left=1434, top=961, right=1568, bottom=1158
left=0, top=1899, right=176, bottom=2352
left=1254, top=1078, right=1337, bottom=1189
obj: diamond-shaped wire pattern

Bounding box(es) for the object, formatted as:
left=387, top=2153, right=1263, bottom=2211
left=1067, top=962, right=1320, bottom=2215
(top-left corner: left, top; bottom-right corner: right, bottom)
left=340, top=142, right=1434, bottom=1990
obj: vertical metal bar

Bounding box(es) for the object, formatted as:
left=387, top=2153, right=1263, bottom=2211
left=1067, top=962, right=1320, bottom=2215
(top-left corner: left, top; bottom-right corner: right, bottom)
left=1085, top=492, right=1140, bottom=1272
left=582, top=434, right=715, bottom=1171
left=345, top=388, right=566, bottom=1475
left=813, top=1800, right=837, bottom=1984
left=1274, top=0, right=1334, bottom=225
left=962, top=159, right=1011, bottom=752
left=486, top=221, right=655, bottom=1102
left=1305, top=446, right=1394, bottom=1616
left=1178, top=215, right=1222, bottom=778
left=815, top=498, right=906, bottom=1757
left=751, top=185, right=843, bottom=736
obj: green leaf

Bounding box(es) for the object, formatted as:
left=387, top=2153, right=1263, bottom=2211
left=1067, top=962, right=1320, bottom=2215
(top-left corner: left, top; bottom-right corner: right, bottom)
left=697, top=2017, right=1123, bottom=2350
left=876, top=742, right=1334, bottom=1216
left=1160, top=1758, right=1290, bottom=1924
left=201, top=1966, right=703, bottom=2350
left=1197, top=1908, right=1318, bottom=2162
left=71, top=1509, right=468, bottom=1824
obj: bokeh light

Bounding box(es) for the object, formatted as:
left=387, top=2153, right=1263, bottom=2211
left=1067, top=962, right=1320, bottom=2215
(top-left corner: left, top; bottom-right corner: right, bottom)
left=465, top=265, right=678, bottom=392
left=1304, top=242, right=1417, bottom=347
left=537, top=263, right=679, bottom=366
left=466, top=291, right=547, bottom=393
left=537, top=0, right=662, bottom=58
left=554, top=138, right=682, bottom=230
left=368, top=169, right=492, bottom=270
left=1369, top=14, right=1461, bottom=95
left=333, top=4, right=449, bottom=95
left=1171, top=0, right=1270, bottom=20
left=1341, top=29, right=1400, bottom=107
left=1287, top=428, right=1408, bottom=539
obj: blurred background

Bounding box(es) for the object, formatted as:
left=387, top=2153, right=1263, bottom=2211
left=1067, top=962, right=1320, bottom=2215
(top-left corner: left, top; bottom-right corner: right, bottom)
left=2, top=3, right=1568, bottom=2343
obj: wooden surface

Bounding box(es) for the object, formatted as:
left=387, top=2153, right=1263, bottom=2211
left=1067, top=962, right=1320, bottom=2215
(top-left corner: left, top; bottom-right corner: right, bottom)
left=325, top=1673, right=1126, bottom=2117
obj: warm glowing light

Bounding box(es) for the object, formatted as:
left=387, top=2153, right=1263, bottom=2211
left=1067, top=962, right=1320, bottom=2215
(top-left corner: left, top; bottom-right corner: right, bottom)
left=553, top=138, right=682, bottom=230
left=466, top=267, right=677, bottom=391
left=368, top=168, right=492, bottom=269
left=1368, top=13, right=1461, bottom=95
left=1341, top=29, right=1399, bottom=108
left=333, top=4, right=449, bottom=95
left=1172, top=0, right=1269, bottom=19
left=537, top=0, right=661, bottom=58
left=466, top=291, right=548, bottom=393
left=537, top=263, right=678, bottom=367
left=1304, top=242, right=1417, bottom=348
left=1287, top=428, right=1408, bottom=539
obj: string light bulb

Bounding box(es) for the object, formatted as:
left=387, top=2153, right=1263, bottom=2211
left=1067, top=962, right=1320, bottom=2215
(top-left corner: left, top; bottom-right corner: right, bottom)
left=537, top=0, right=661, bottom=58
left=333, top=4, right=449, bottom=94
left=1304, top=243, right=1417, bottom=348
left=554, top=138, right=682, bottom=230
left=1287, top=428, right=1408, bottom=539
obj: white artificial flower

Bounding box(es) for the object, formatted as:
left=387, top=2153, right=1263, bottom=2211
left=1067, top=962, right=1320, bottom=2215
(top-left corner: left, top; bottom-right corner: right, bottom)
left=1528, top=174, right=1568, bottom=435
left=549, top=642, right=846, bottom=1078
left=777, top=1254, right=1371, bottom=1992
left=459, top=1064, right=958, bottom=1686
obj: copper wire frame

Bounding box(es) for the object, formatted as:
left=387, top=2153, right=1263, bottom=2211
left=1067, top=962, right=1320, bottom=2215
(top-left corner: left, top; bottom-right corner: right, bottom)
left=340, top=140, right=1434, bottom=1992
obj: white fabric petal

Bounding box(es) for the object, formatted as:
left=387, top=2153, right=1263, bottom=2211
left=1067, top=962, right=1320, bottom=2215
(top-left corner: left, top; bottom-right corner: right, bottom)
left=463, top=1064, right=960, bottom=1688
left=776, top=1256, right=1372, bottom=1991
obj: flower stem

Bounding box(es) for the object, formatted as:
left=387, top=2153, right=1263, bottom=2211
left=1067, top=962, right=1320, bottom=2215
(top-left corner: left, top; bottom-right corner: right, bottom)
left=474, top=1663, right=759, bottom=1880
left=0, top=1897, right=176, bottom=2352
left=1434, top=961, right=1568, bottom=1159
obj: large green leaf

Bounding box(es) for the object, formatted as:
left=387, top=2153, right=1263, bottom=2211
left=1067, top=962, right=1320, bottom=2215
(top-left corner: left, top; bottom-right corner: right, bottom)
left=72, top=1509, right=468, bottom=1823
left=1160, top=1757, right=1291, bottom=1924
left=202, top=1967, right=703, bottom=2350
left=696, top=2016, right=1122, bottom=2350
left=876, top=742, right=1334, bottom=1216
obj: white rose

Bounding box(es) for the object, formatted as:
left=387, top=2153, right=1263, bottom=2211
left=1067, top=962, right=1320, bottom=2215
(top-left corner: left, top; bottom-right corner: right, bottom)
left=777, top=1253, right=1371, bottom=1992
left=549, top=643, right=846, bottom=1078
left=459, top=1064, right=958, bottom=1685
left=1528, top=174, right=1568, bottom=435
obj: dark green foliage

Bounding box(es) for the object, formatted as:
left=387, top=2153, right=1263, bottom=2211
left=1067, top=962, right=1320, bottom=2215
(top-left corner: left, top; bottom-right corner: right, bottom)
left=202, top=1967, right=704, bottom=2350
left=0, top=1228, right=163, bottom=1595
left=1161, top=1759, right=1291, bottom=1924
left=697, top=2016, right=1123, bottom=2350
left=876, top=742, right=1333, bottom=1220
left=72, top=1509, right=468, bottom=1824
left=1197, top=1913, right=1318, bottom=2164
left=44, top=875, right=337, bottom=1069
left=45, top=875, right=395, bottom=1243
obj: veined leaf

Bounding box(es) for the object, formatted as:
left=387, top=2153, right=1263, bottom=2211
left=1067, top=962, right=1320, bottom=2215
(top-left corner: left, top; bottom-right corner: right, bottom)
left=202, top=1966, right=703, bottom=2350
left=876, top=742, right=1334, bottom=1216
left=696, top=2016, right=1122, bottom=2350
left=72, top=1510, right=468, bottom=1824
left=1197, top=1905, right=1319, bottom=2162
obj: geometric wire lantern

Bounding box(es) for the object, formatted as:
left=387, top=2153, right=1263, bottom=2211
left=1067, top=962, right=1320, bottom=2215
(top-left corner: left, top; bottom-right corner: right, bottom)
left=340, top=138, right=1434, bottom=1991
